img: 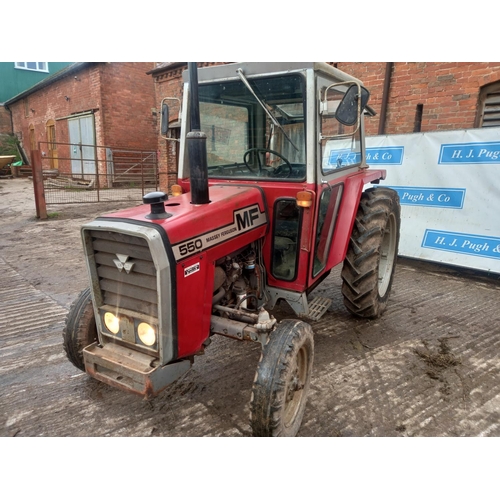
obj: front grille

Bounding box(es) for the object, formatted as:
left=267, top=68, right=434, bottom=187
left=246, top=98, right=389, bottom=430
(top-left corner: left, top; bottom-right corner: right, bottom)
left=89, top=230, right=158, bottom=318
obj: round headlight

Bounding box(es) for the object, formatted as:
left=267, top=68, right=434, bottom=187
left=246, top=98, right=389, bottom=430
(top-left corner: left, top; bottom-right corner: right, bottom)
left=138, top=322, right=156, bottom=346
left=104, top=312, right=120, bottom=334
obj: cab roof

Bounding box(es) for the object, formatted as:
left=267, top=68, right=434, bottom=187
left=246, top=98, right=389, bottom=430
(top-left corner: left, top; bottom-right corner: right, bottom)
left=183, top=62, right=364, bottom=86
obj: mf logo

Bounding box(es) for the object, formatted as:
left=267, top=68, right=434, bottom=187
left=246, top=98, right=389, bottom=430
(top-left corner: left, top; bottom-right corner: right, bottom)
left=113, top=253, right=134, bottom=274
left=236, top=207, right=260, bottom=231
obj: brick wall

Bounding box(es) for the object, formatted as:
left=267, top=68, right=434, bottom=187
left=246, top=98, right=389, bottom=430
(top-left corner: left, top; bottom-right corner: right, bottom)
left=336, top=62, right=500, bottom=135
left=0, top=106, right=12, bottom=134
left=8, top=62, right=157, bottom=174
left=100, top=62, right=157, bottom=150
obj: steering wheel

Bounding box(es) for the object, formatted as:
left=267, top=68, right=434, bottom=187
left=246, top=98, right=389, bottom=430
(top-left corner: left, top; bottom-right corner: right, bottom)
left=243, top=148, right=292, bottom=178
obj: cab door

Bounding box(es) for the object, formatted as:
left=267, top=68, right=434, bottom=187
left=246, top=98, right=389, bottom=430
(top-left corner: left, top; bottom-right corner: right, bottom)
left=308, top=75, right=365, bottom=287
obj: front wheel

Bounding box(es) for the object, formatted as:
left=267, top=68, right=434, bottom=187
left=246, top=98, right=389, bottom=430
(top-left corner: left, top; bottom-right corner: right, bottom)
left=63, top=288, right=97, bottom=371
left=250, top=319, right=314, bottom=437
left=341, top=187, right=401, bottom=319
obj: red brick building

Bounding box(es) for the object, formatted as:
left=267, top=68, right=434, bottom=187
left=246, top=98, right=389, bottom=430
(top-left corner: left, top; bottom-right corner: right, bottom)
left=335, top=62, right=500, bottom=135
left=5, top=62, right=157, bottom=175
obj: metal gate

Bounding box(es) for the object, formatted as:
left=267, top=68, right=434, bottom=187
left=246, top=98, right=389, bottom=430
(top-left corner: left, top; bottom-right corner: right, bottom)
left=36, top=142, right=158, bottom=205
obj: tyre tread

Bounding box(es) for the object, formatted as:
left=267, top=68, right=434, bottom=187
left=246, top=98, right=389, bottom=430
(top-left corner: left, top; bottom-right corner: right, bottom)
left=341, top=187, right=401, bottom=319
left=250, top=319, right=314, bottom=437
left=63, top=288, right=97, bottom=371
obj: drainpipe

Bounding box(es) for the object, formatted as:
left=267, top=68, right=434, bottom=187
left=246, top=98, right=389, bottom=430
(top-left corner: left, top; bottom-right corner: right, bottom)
left=378, top=62, right=393, bottom=135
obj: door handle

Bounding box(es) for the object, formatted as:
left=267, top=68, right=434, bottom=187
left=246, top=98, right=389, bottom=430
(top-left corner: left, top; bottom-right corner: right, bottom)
left=321, top=180, right=332, bottom=191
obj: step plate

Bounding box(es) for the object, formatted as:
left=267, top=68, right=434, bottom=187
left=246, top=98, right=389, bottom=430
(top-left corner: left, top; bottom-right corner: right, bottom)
left=305, top=297, right=332, bottom=321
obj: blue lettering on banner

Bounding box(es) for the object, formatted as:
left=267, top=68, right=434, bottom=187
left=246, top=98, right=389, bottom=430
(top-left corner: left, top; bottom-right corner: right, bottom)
left=366, top=147, right=404, bottom=165
left=328, top=146, right=404, bottom=167
left=439, top=141, right=500, bottom=164
left=328, top=149, right=361, bottom=167
left=422, top=230, right=500, bottom=259
left=384, top=186, right=465, bottom=208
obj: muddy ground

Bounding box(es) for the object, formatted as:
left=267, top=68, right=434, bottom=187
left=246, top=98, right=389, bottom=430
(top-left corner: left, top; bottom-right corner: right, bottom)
left=1, top=176, right=500, bottom=438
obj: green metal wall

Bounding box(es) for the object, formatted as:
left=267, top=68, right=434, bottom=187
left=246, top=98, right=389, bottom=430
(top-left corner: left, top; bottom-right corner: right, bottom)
left=0, top=62, right=74, bottom=103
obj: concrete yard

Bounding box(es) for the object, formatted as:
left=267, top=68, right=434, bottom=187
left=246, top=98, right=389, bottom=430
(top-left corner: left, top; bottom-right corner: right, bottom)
left=1, top=177, right=499, bottom=437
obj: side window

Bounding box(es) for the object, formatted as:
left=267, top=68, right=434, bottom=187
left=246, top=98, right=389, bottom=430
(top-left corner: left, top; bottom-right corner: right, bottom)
left=268, top=103, right=306, bottom=165
left=272, top=199, right=301, bottom=281
left=320, top=86, right=362, bottom=174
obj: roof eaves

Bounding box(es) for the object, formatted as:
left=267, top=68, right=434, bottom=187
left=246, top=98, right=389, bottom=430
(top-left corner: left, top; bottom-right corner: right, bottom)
left=147, top=62, right=187, bottom=76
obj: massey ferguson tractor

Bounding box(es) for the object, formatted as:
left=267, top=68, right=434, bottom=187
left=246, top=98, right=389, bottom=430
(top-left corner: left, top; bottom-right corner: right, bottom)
left=63, top=62, right=401, bottom=437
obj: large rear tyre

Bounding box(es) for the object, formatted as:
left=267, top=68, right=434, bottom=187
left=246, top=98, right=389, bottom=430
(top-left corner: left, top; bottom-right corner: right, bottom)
left=341, top=187, right=400, bottom=319
left=63, top=288, right=97, bottom=371
left=250, top=319, right=314, bottom=437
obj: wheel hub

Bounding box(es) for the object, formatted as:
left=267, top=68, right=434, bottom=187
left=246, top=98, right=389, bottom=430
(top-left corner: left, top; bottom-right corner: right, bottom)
left=286, top=367, right=301, bottom=403
left=378, top=212, right=397, bottom=297
left=284, top=347, right=308, bottom=426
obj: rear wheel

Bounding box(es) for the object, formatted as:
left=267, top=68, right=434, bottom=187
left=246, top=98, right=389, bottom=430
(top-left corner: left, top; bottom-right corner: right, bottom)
left=341, top=187, right=400, bottom=319
left=250, top=319, right=314, bottom=437
left=63, top=288, right=97, bottom=371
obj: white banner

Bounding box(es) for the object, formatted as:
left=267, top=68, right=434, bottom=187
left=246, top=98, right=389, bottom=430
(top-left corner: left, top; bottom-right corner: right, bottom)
left=365, top=127, right=500, bottom=273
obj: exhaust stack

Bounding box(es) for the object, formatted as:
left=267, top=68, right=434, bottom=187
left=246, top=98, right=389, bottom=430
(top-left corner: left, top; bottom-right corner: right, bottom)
left=187, top=62, right=210, bottom=205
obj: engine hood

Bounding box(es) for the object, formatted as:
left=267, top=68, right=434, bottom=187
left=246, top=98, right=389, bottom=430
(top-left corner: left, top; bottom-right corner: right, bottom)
left=97, top=184, right=268, bottom=262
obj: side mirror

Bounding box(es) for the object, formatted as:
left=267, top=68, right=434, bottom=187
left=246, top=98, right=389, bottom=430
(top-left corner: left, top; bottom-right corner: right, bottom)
left=161, top=103, right=169, bottom=135
left=335, top=85, right=370, bottom=126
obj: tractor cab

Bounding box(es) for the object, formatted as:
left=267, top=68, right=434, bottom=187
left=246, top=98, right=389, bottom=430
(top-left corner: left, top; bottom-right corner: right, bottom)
left=172, top=62, right=372, bottom=184
left=164, top=62, right=384, bottom=318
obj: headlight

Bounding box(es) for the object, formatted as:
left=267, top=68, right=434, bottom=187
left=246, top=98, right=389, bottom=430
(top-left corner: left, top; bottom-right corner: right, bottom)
left=104, top=312, right=120, bottom=334
left=137, top=322, right=156, bottom=346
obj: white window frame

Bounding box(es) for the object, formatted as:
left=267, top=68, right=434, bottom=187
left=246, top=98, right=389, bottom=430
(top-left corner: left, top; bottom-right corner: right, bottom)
left=15, top=62, right=49, bottom=73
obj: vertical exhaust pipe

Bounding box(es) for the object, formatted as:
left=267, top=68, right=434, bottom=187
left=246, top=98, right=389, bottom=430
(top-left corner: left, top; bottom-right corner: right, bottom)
left=187, top=62, right=210, bottom=205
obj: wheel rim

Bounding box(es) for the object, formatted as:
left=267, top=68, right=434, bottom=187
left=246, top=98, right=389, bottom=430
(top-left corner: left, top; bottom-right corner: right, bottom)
left=283, top=345, right=309, bottom=428
left=378, top=212, right=397, bottom=297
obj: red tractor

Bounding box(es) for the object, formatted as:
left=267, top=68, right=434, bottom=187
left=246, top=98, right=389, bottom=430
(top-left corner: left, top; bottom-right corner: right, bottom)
left=63, top=62, right=400, bottom=437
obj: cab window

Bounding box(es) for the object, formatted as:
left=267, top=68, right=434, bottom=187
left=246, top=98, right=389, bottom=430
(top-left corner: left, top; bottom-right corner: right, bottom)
left=320, top=86, right=362, bottom=175
left=272, top=199, right=301, bottom=281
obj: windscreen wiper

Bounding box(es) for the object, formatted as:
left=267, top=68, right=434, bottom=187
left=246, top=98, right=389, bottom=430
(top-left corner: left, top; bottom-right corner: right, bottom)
left=237, top=68, right=299, bottom=152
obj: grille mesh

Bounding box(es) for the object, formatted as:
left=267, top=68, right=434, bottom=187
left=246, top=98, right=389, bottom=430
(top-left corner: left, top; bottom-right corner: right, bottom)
left=89, top=230, right=158, bottom=317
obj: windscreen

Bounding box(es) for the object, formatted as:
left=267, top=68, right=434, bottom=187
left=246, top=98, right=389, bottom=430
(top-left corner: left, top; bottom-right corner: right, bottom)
left=198, top=73, right=306, bottom=181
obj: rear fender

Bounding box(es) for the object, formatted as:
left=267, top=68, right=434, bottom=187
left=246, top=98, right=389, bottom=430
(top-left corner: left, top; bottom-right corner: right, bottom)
left=326, top=169, right=385, bottom=270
